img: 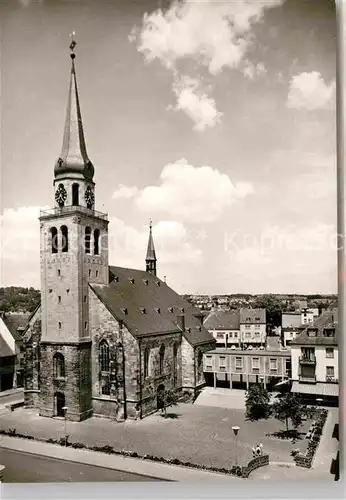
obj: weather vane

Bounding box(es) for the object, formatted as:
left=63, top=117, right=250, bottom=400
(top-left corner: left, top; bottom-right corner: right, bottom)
left=149, top=218, right=152, bottom=229
left=69, top=31, right=77, bottom=58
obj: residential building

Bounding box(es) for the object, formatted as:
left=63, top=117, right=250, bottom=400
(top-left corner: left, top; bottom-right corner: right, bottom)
left=203, top=310, right=240, bottom=347
left=281, top=312, right=301, bottom=347
left=0, top=312, right=29, bottom=388
left=22, top=42, right=215, bottom=422
left=239, top=308, right=266, bottom=347
left=290, top=308, right=338, bottom=405
left=300, top=307, right=319, bottom=325
left=203, top=347, right=291, bottom=391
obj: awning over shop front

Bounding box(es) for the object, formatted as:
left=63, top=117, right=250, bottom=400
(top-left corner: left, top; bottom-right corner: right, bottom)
left=291, top=381, right=339, bottom=397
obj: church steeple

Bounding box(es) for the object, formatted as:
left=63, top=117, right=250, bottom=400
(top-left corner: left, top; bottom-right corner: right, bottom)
left=54, top=33, right=94, bottom=182
left=146, top=219, right=157, bottom=276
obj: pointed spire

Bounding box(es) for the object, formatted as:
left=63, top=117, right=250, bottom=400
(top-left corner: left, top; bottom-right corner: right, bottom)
left=54, top=32, right=94, bottom=181
left=146, top=219, right=157, bottom=276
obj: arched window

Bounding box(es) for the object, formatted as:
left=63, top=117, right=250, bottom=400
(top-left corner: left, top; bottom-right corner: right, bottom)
left=50, top=227, right=58, bottom=253
left=99, top=340, right=110, bottom=372
left=159, top=344, right=165, bottom=374
left=61, top=225, right=68, bottom=252
left=144, top=347, right=150, bottom=378
left=85, top=227, right=91, bottom=254
left=94, top=229, right=100, bottom=255
left=53, top=353, right=65, bottom=378
left=173, top=343, right=178, bottom=384
left=72, top=183, right=79, bottom=206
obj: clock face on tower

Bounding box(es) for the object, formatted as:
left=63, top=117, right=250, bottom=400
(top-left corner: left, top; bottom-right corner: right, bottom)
left=84, top=186, right=95, bottom=209
left=55, top=184, right=67, bottom=207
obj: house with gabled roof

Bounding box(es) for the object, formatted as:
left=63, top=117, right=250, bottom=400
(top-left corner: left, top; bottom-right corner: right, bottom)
left=23, top=41, right=215, bottom=422
left=290, top=307, right=339, bottom=405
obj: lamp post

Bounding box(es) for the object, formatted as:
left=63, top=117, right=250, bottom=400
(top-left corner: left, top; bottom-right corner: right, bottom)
left=232, top=425, right=240, bottom=468
left=259, top=375, right=264, bottom=388
left=62, top=406, right=68, bottom=445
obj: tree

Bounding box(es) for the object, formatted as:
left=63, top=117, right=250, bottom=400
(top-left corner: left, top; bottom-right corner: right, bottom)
left=245, top=384, right=272, bottom=421
left=252, top=294, right=283, bottom=330
left=272, top=393, right=304, bottom=433
left=161, top=389, right=179, bottom=416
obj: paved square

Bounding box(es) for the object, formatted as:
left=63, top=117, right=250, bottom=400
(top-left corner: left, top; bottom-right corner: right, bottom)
left=0, top=402, right=312, bottom=469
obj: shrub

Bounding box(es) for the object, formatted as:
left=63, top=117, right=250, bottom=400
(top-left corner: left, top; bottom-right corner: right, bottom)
left=71, top=442, right=86, bottom=449
left=8, top=428, right=16, bottom=436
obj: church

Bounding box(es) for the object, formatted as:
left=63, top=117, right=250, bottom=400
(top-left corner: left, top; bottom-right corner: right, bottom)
left=23, top=40, right=215, bottom=422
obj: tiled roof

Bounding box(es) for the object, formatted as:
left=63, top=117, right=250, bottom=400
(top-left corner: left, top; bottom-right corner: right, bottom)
left=203, top=310, right=240, bottom=330
left=240, top=308, right=266, bottom=324
left=1, top=312, right=30, bottom=341
left=290, top=309, right=338, bottom=346
left=90, top=266, right=215, bottom=347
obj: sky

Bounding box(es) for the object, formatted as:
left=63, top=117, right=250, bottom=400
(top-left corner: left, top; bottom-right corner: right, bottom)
left=0, top=0, right=337, bottom=294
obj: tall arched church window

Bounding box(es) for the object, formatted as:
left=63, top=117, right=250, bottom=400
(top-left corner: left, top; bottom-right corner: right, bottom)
left=99, top=340, right=110, bottom=373
left=61, top=225, right=68, bottom=253
left=144, top=347, right=150, bottom=378
left=99, top=340, right=110, bottom=396
left=72, top=183, right=79, bottom=206
left=173, top=342, right=178, bottom=384
left=53, top=353, right=65, bottom=378
left=85, top=227, right=91, bottom=254
left=94, top=229, right=100, bottom=255
left=51, top=227, right=58, bottom=254
left=159, top=344, right=165, bottom=375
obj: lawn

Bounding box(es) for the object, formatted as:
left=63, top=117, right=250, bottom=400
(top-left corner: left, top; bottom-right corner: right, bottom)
left=0, top=402, right=313, bottom=469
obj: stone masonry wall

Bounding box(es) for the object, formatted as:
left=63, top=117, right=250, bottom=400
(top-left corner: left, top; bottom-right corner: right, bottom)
left=23, top=307, right=41, bottom=409
left=140, top=333, right=182, bottom=417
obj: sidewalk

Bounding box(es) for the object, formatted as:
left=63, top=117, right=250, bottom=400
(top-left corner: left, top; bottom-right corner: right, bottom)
left=313, top=408, right=338, bottom=474
left=0, top=436, right=242, bottom=482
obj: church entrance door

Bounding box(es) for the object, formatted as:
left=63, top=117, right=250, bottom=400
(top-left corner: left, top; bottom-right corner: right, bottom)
left=55, top=392, right=65, bottom=417
left=157, top=384, right=165, bottom=411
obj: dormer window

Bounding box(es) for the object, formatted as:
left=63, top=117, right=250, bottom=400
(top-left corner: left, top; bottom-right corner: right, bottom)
left=168, top=307, right=174, bottom=313
left=180, top=307, right=184, bottom=313
left=129, top=278, right=135, bottom=284
left=155, top=308, right=161, bottom=314
left=323, top=328, right=335, bottom=337
left=156, top=281, right=161, bottom=286
left=121, top=308, right=128, bottom=315
left=307, top=328, right=317, bottom=337
left=113, top=276, right=119, bottom=283
left=140, top=307, right=146, bottom=314
left=143, top=279, right=149, bottom=285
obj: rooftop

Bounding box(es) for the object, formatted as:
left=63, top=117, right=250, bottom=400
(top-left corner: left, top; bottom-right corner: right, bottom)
left=203, top=310, right=240, bottom=330
left=208, top=347, right=290, bottom=357
left=290, top=308, right=338, bottom=346
left=239, top=308, right=266, bottom=324
left=91, top=266, right=215, bottom=346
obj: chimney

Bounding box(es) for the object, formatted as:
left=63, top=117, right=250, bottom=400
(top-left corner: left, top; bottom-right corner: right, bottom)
left=177, top=314, right=185, bottom=331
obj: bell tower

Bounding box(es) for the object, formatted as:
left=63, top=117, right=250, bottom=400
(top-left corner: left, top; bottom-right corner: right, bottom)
left=38, top=35, right=109, bottom=421
left=145, top=219, right=157, bottom=276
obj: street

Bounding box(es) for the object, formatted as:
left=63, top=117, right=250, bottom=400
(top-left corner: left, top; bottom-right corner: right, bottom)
left=0, top=448, right=162, bottom=482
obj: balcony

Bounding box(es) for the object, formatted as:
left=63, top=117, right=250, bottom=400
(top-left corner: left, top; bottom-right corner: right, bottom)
left=40, top=205, right=108, bottom=221
left=299, top=355, right=316, bottom=365
left=326, top=376, right=338, bottom=383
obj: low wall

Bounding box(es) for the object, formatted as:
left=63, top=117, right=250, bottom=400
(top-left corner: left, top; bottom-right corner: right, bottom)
left=241, top=454, right=269, bottom=478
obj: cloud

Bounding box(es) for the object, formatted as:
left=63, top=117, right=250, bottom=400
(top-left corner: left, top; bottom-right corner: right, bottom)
left=132, top=0, right=283, bottom=128
left=135, top=0, right=284, bottom=74
left=112, top=159, right=254, bottom=223
left=170, top=75, right=222, bottom=131
left=287, top=72, right=336, bottom=110
left=226, top=223, right=337, bottom=292
left=243, top=62, right=267, bottom=80
left=112, top=185, right=139, bottom=200
left=108, top=217, right=203, bottom=267
left=1, top=206, right=46, bottom=288
left=19, top=0, right=42, bottom=6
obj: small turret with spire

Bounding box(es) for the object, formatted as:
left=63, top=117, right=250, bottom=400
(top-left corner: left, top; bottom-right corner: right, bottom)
left=146, top=219, right=157, bottom=276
